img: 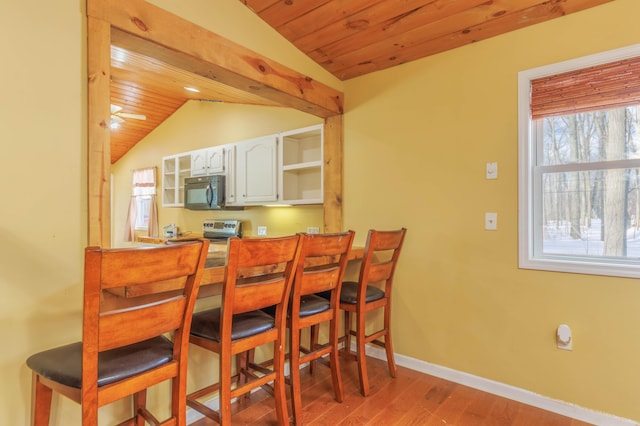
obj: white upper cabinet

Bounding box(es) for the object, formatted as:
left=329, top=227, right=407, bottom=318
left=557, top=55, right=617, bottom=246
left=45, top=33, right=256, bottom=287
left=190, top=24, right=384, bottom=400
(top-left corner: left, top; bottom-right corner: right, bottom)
left=162, top=153, right=191, bottom=207
left=162, top=125, right=323, bottom=208
left=191, top=146, right=225, bottom=176
left=233, top=134, right=278, bottom=205
left=279, top=124, right=323, bottom=204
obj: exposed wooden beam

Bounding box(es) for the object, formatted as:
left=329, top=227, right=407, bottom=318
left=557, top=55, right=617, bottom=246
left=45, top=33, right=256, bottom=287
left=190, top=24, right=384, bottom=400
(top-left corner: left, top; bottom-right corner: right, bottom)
left=87, top=0, right=343, bottom=118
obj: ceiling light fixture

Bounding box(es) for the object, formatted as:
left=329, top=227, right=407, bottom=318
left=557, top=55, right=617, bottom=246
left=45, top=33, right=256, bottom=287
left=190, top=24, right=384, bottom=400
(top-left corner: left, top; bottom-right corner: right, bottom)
left=184, top=86, right=200, bottom=93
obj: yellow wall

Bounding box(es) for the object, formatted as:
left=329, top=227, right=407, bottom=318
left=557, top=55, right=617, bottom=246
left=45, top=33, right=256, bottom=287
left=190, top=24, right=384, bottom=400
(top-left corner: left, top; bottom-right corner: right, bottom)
left=343, top=0, right=640, bottom=421
left=111, top=101, right=324, bottom=245
left=1, top=0, right=87, bottom=424
left=4, top=0, right=640, bottom=424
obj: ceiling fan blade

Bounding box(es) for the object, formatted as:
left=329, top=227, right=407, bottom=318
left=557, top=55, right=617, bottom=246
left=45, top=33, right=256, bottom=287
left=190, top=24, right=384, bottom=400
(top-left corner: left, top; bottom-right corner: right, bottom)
left=118, top=112, right=147, bottom=120
left=110, top=115, right=125, bottom=124
left=110, top=104, right=122, bottom=114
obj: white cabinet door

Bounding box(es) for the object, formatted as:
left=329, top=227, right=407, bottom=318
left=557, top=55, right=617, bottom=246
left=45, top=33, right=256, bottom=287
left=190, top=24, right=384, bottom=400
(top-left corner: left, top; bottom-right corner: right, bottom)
left=235, top=135, right=278, bottom=205
left=191, top=146, right=224, bottom=176
left=190, top=149, right=207, bottom=176
left=207, top=147, right=225, bottom=174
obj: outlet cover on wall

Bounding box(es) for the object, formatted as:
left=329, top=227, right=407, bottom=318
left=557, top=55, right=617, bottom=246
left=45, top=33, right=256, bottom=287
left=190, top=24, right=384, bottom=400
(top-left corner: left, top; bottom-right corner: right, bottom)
left=307, top=227, right=320, bottom=234
left=257, top=226, right=267, bottom=236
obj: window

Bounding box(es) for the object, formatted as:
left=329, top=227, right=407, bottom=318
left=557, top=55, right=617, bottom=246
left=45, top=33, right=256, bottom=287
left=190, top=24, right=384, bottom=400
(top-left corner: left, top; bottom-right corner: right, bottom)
left=124, top=167, right=158, bottom=241
left=518, top=45, right=640, bottom=278
left=135, top=196, right=152, bottom=230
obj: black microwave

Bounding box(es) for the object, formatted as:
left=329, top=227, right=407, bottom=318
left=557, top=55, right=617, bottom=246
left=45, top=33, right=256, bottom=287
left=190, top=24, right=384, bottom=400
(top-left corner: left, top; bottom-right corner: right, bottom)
left=184, top=175, right=226, bottom=210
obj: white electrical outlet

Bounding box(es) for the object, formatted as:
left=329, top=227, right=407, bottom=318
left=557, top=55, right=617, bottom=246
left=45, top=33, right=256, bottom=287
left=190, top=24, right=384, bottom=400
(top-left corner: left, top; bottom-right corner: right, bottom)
left=557, top=324, right=573, bottom=350
left=257, top=226, right=267, bottom=236
left=307, top=226, right=320, bottom=234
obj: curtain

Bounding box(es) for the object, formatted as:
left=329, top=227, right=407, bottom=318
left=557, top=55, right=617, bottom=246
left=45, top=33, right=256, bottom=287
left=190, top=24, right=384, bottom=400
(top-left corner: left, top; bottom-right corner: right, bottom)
left=123, top=167, right=159, bottom=241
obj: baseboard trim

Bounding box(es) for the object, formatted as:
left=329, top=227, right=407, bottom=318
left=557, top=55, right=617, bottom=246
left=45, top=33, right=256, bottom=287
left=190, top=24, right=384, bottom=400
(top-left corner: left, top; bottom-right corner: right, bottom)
left=362, top=344, right=638, bottom=426
left=186, top=344, right=638, bottom=425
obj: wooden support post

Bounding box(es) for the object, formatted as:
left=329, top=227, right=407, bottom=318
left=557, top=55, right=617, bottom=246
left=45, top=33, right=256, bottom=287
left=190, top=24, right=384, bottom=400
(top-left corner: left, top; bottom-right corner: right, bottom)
left=323, top=115, right=343, bottom=233
left=87, top=16, right=111, bottom=247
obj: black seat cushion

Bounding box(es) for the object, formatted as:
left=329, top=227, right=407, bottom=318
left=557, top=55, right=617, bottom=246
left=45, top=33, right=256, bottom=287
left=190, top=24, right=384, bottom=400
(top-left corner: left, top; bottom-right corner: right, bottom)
left=26, top=336, right=173, bottom=389
left=190, top=308, right=275, bottom=342
left=262, top=294, right=330, bottom=318
left=298, top=294, right=330, bottom=317
left=339, top=281, right=385, bottom=304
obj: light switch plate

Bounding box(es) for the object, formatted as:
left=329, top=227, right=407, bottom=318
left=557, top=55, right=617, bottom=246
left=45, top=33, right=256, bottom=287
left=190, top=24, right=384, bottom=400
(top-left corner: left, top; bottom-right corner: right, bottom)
left=257, top=226, right=267, bottom=236
left=486, top=162, right=498, bottom=179
left=485, top=212, right=497, bottom=230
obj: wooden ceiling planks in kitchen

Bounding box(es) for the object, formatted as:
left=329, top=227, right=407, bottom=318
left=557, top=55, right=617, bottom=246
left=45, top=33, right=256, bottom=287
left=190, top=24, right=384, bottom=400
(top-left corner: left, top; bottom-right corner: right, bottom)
left=109, top=78, right=185, bottom=163
left=108, top=45, right=279, bottom=163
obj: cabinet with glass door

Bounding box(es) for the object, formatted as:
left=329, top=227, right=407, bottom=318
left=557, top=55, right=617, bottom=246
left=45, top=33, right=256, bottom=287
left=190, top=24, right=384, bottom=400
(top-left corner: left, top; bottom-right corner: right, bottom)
left=162, top=153, right=191, bottom=207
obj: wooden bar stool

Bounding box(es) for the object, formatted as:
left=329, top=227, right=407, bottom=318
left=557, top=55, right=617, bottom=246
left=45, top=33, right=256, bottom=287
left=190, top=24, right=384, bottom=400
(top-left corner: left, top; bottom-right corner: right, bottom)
left=339, top=228, right=406, bottom=396
left=25, top=239, right=210, bottom=425
left=286, top=230, right=355, bottom=424
left=186, top=235, right=301, bottom=425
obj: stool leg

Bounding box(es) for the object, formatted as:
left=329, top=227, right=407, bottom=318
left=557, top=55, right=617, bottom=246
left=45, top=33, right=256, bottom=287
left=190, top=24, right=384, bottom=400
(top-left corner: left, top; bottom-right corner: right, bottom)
left=219, top=349, right=233, bottom=425
left=289, top=324, right=303, bottom=425
left=236, top=351, right=251, bottom=400
left=383, top=304, right=396, bottom=378
left=273, top=339, right=289, bottom=425
left=356, top=311, right=370, bottom=396
left=329, top=315, right=344, bottom=403
left=133, top=389, right=147, bottom=426
left=309, top=325, right=318, bottom=375
left=32, top=374, right=52, bottom=426
left=343, top=311, right=352, bottom=357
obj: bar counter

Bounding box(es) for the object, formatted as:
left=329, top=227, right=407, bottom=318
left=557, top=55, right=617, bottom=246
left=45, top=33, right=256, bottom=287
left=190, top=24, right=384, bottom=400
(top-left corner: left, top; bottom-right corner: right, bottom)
left=123, top=235, right=364, bottom=299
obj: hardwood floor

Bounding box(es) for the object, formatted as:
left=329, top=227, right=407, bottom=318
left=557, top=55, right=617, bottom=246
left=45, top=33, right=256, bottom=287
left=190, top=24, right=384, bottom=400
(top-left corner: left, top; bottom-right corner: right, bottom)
left=190, top=356, right=593, bottom=425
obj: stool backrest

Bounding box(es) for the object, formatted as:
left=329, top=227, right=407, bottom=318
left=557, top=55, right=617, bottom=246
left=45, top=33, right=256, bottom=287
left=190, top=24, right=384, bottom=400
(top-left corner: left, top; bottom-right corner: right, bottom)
left=82, top=239, right=209, bottom=408
left=359, top=228, right=407, bottom=298
left=291, top=231, right=355, bottom=314
left=221, top=234, right=302, bottom=321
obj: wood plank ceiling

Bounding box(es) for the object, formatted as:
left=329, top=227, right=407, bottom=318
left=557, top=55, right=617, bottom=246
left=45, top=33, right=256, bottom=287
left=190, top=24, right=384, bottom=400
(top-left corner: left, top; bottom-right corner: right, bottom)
left=109, top=0, right=612, bottom=163
left=241, top=0, right=613, bottom=80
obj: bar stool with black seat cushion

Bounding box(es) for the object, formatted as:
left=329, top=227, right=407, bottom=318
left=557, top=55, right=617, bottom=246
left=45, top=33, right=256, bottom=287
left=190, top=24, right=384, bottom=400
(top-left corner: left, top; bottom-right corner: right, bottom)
left=339, top=228, right=406, bottom=397
left=187, top=235, right=301, bottom=425
left=285, top=230, right=355, bottom=424
left=26, top=239, right=210, bottom=426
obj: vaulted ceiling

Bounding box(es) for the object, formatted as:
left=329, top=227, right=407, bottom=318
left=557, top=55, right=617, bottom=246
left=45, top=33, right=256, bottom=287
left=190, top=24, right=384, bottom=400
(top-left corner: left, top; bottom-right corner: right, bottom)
left=109, top=0, right=612, bottom=163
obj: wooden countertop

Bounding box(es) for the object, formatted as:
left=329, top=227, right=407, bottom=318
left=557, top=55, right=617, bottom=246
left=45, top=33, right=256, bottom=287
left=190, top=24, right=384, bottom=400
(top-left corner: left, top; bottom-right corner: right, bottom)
left=199, top=245, right=363, bottom=298
left=136, top=234, right=204, bottom=245
left=115, top=244, right=364, bottom=299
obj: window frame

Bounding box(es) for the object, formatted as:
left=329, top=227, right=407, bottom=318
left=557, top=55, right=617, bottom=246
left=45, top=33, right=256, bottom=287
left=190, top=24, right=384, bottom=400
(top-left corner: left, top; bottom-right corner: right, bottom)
left=518, top=44, right=640, bottom=279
